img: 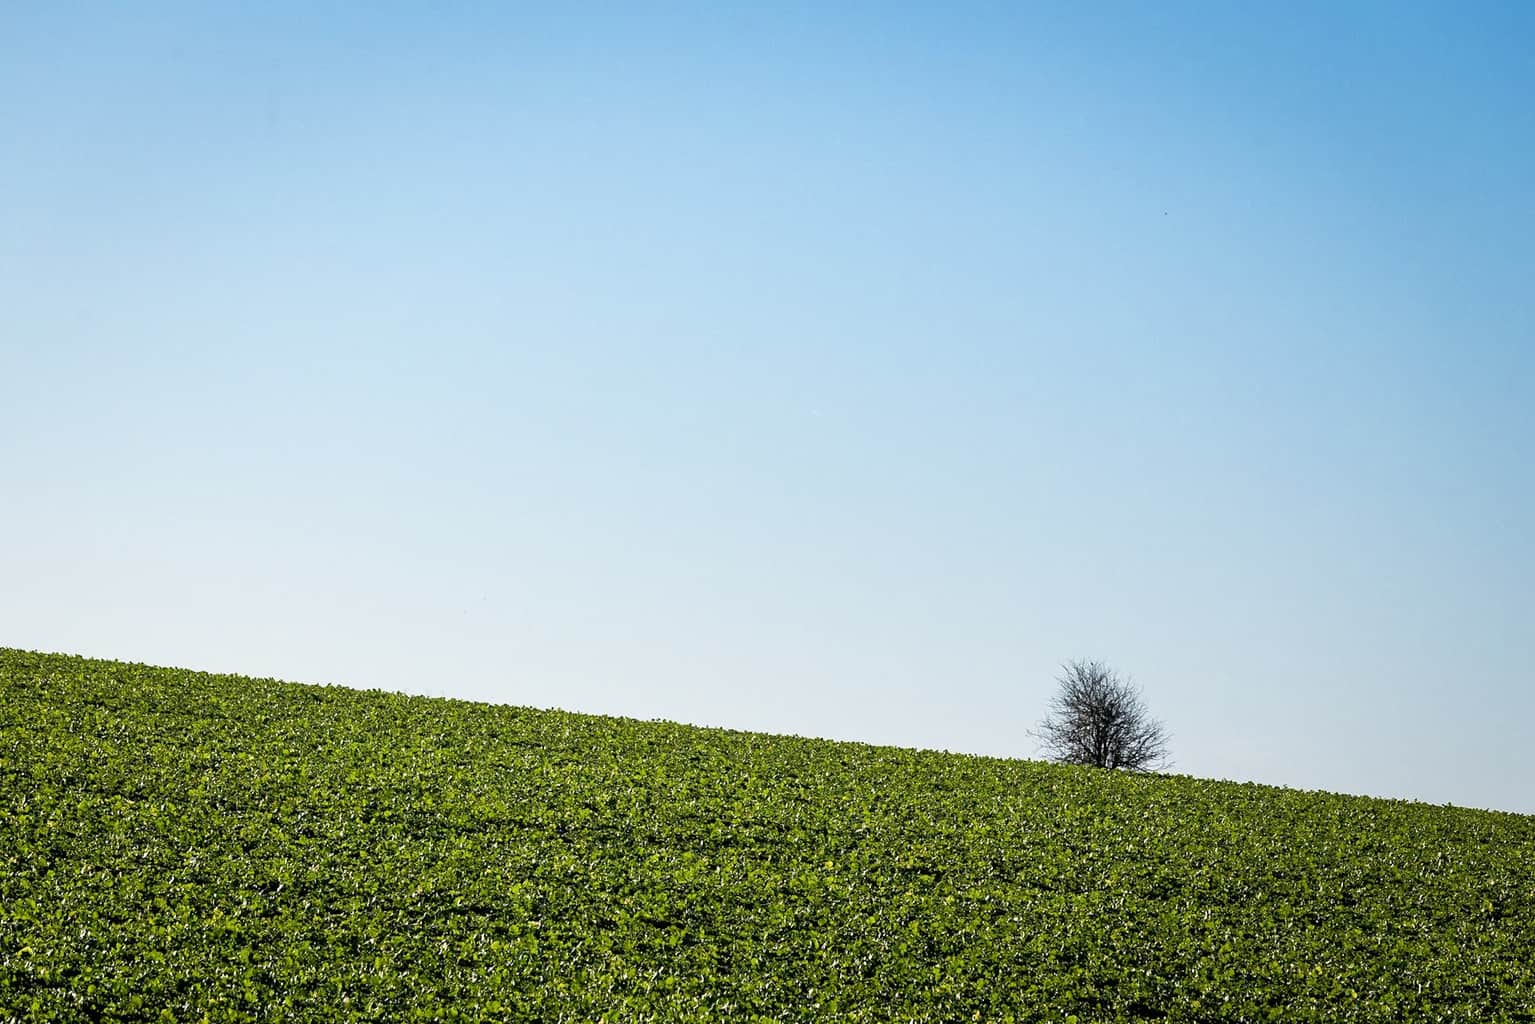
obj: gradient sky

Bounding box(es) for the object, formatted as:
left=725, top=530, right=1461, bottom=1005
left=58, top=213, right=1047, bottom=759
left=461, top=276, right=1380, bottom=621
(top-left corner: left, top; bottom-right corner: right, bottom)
left=4, top=3, right=1532, bottom=813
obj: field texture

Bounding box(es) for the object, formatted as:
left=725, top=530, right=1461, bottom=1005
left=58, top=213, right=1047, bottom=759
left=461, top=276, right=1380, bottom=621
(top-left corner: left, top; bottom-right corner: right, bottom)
left=2, top=648, right=1533, bottom=1022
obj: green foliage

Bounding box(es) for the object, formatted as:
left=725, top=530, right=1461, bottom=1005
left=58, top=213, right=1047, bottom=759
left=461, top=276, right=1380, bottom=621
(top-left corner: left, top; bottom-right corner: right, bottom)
left=3, top=649, right=1533, bottom=1022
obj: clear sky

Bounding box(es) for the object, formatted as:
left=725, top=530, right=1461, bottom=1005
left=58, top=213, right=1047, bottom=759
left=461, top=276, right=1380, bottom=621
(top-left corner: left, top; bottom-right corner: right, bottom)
left=4, top=3, right=1532, bottom=813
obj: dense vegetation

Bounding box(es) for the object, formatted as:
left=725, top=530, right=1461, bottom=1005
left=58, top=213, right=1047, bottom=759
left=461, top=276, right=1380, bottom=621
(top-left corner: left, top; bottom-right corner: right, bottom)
left=2, top=648, right=1532, bottom=1022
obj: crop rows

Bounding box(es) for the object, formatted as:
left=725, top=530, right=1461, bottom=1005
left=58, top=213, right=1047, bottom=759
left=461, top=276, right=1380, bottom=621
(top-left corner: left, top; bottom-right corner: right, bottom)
left=2, top=648, right=1532, bottom=1021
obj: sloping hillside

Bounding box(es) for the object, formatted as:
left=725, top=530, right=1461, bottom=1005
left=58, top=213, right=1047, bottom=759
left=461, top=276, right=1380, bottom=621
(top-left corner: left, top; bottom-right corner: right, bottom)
left=2, top=648, right=1531, bottom=1022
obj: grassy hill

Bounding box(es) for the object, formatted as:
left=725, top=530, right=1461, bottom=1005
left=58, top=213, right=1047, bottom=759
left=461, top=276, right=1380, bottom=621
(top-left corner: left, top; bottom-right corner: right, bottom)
left=2, top=648, right=1532, bottom=1022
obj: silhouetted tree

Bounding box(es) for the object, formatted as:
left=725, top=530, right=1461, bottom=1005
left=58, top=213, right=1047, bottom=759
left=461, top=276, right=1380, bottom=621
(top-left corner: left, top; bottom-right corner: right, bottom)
left=1035, top=660, right=1169, bottom=771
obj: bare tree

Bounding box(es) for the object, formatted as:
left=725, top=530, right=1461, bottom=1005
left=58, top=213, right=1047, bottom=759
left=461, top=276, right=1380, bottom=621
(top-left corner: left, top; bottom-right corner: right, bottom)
left=1034, top=660, right=1170, bottom=771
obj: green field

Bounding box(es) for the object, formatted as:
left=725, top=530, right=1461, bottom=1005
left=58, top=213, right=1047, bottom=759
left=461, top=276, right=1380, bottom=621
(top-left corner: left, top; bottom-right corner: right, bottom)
left=3, top=648, right=1532, bottom=1022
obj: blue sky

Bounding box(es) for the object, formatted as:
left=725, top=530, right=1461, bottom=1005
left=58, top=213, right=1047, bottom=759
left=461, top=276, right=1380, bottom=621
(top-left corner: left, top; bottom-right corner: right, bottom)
left=4, top=3, right=1532, bottom=813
